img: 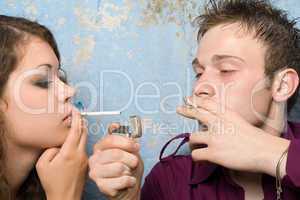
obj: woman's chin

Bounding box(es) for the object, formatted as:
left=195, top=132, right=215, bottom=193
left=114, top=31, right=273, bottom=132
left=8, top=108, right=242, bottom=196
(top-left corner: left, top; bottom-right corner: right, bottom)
left=43, top=135, right=69, bottom=148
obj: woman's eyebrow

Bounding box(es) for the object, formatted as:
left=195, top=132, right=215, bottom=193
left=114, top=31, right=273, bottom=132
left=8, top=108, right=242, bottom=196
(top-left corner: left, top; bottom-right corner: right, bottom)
left=35, top=63, right=53, bottom=69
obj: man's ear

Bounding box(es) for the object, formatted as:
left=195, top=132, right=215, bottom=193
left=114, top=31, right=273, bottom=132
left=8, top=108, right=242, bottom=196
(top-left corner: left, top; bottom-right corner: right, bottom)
left=271, top=68, right=299, bottom=102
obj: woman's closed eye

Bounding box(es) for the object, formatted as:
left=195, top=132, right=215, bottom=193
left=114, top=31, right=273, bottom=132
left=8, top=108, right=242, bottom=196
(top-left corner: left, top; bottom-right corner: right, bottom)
left=195, top=73, right=203, bottom=80
left=34, top=78, right=53, bottom=88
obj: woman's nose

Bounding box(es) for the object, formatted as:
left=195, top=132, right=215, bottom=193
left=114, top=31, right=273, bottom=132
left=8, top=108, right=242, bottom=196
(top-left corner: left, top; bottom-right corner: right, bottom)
left=64, top=84, right=76, bottom=103
left=56, top=81, right=76, bottom=103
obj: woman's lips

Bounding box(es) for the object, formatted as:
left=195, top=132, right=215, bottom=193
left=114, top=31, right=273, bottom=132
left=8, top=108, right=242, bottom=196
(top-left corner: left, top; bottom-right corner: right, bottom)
left=62, top=115, right=72, bottom=127
left=62, top=113, right=71, bottom=121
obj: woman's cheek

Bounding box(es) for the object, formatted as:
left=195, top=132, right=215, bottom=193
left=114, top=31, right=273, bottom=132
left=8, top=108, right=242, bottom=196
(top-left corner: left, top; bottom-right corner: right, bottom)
left=15, top=116, right=68, bottom=148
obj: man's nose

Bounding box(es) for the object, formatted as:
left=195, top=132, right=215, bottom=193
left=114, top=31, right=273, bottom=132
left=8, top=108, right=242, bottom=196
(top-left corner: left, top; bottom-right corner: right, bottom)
left=193, top=82, right=216, bottom=98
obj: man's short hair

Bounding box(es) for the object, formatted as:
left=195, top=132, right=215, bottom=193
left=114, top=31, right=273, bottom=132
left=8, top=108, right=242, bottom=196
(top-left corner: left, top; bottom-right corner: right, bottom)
left=194, top=0, right=300, bottom=112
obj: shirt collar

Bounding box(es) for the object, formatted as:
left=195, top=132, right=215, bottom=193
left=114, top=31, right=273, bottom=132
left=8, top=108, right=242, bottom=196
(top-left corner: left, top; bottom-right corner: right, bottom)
left=286, top=121, right=300, bottom=139
left=189, top=160, right=219, bottom=185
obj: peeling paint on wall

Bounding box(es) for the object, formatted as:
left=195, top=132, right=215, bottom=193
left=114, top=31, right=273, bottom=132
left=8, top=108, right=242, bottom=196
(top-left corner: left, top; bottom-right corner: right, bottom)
left=56, top=17, right=67, bottom=27
left=73, top=35, right=96, bottom=65
left=24, top=2, right=38, bottom=18
left=138, top=0, right=201, bottom=27
left=5, top=0, right=17, bottom=8
left=74, top=0, right=132, bottom=31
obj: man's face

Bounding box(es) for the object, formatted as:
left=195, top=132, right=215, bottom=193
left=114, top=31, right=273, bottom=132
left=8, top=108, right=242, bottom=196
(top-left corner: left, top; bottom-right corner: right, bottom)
left=193, top=23, right=273, bottom=126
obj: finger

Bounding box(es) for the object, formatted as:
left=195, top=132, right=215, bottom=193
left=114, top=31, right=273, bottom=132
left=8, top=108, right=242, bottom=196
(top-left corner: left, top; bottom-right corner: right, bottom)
left=191, top=147, right=211, bottom=162
left=108, top=123, right=121, bottom=134
left=95, top=176, right=137, bottom=197
left=183, top=96, right=246, bottom=131
left=61, top=108, right=82, bottom=152
left=176, top=105, right=217, bottom=125
left=90, top=149, right=139, bottom=170
left=93, top=134, right=140, bottom=153
left=89, top=162, right=131, bottom=179
left=37, top=148, right=60, bottom=164
left=190, top=96, right=239, bottom=121
left=189, top=132, right=211, bottom=147
left=188, top=96, right=220, bottom=114
left=78, top=119, right=88, bottom=151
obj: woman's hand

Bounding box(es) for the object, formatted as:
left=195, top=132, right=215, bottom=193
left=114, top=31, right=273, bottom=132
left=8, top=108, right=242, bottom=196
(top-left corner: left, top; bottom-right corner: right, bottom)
left=177, top=96, right=290, bottom=177
left=88, top=123, right=144, bottom=200
left=36, top=109, right=88, bottom=200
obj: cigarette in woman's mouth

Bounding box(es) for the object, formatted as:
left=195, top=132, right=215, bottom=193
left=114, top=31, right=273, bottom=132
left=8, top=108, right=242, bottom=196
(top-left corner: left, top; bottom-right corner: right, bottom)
left=80, top=111, right=121, bottom=116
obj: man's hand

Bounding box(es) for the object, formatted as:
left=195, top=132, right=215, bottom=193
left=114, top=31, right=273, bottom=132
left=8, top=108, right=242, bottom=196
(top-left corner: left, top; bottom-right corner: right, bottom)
left=177, top=96, right=290, bottom=177
left=88, top=123, right=144, bottom=200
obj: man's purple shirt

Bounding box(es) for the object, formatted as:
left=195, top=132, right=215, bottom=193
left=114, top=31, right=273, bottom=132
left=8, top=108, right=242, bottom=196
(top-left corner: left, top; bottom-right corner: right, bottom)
left=141, top=122, right=300, bottom=200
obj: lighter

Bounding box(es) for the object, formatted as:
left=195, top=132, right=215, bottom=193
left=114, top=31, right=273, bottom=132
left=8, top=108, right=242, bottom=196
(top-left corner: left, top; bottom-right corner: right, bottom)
left=112, top=115, right=143, bottom=139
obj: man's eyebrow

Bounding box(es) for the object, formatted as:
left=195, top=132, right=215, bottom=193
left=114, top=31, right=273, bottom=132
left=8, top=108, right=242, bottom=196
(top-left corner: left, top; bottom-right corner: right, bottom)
left=212, top=54, right=245, bottom=63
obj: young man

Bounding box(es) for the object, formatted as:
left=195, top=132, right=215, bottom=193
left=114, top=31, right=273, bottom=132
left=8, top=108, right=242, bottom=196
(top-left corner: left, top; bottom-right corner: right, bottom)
left=88, top=0, right=300, bottom=199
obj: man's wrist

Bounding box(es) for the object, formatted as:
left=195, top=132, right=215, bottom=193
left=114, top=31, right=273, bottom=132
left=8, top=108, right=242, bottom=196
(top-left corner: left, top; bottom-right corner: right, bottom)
left=260, top=137, right=290, bottom=177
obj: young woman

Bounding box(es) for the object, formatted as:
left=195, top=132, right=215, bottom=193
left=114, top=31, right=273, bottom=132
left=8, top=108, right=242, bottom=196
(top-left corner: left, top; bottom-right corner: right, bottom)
left=0, top=15, right=88, bottom=199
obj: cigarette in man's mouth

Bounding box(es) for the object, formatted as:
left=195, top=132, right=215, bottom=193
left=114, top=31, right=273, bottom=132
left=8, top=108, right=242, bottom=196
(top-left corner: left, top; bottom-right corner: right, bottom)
left=183, top=97, right=198, bottom=109
left=80, top=111, right=121, bottom=116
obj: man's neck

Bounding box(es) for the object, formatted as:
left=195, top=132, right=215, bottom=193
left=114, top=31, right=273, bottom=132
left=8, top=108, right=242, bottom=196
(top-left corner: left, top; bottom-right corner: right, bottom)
left=228, top=102, right=288, bottom=199
left=259, top=100, right=287, bottom=137
left=229, top=170, right=262, bottom=184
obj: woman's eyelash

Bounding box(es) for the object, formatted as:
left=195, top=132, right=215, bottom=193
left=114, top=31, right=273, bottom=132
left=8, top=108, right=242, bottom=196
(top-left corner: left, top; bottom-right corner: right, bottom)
left=34, top=80, right=53, bottom=88
left=34, top=74, right=67, bottom=89
left=195, top=73, right=202, bottom=79
left=58, top=74, right=67, bottom=83
left=58, top=70, right=68, bottom=84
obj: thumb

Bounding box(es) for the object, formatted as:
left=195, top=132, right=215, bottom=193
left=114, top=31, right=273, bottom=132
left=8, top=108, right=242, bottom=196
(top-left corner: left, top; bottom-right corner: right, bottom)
left=108, top=123, right=120, bottom=134
left=191, top=148, right=210, bottom=162
left=36, top=148, right=60, bottom=167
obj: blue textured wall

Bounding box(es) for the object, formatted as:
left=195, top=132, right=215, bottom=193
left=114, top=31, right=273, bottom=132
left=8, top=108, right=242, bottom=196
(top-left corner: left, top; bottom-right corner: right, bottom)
left=1, top=1, right=299, bottom=199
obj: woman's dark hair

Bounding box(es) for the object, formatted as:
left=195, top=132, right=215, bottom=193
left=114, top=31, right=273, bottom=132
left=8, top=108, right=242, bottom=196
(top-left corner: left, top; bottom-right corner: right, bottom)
left=0, top=15, right=61, bottom=199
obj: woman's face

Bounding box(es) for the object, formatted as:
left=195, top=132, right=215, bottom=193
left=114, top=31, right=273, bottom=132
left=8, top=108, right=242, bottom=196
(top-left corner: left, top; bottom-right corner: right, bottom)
left=1, top=37, right=76, bottom=149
